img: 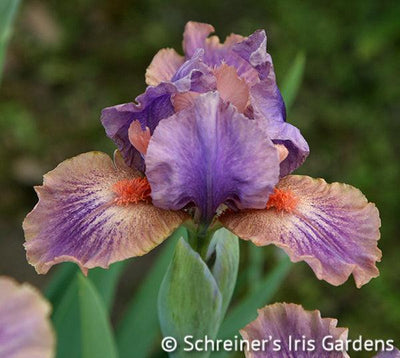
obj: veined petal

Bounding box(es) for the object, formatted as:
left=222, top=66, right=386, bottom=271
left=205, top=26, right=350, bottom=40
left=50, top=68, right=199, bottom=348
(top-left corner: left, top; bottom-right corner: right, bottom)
left=146, top=92, right=280, bottom=223
left=220, top=175, right=381, bottom=287
left=145, top=48, right=184, bottom=86
left=0, top=277, right=55, bottom=358
left=240, top=303, right=349, bottom=357
left=23, top=152, right=188, bottom=274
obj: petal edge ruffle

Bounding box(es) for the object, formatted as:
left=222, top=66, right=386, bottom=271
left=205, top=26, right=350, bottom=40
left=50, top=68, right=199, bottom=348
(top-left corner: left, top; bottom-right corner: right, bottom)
left=23, top=151, right=188, bottom=274
left=220, top=175, right=381, bottom=287
left=240, top=303, right=349, bottom=357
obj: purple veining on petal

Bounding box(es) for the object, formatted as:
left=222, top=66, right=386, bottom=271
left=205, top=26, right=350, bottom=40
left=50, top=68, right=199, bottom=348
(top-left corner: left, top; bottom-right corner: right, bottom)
left=220, top=175, right=381, bottom=287
left=23, top=151, right=188, bottom=274
left=0, top=277, right=55, bottom=358
left=240, top=303, right=349, bottom=358
left=146, top=92, right=280, bottom=224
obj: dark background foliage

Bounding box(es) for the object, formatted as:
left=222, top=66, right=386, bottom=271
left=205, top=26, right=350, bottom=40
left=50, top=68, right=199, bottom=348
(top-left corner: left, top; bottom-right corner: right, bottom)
left=1, top=0, right=399, bottom=354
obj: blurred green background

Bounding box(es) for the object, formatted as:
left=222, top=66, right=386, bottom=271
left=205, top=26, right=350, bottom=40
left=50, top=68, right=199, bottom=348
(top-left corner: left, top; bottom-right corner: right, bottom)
left=0, top=0, right=399, bottom=355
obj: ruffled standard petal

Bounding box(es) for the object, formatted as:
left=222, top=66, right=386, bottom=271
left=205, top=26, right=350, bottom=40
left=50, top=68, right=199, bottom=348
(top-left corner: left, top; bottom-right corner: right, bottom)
left=171, top=48, right=216, bottom=92
left=146, top=92, right=280, bottom=223
left=182, top=21, right=258, bottom=85
left=240, top=303, right=349, bottom=358
left=182, top=21, right=216, bottom=57
left=23, top=152, right=188, bottom=274
left=0, top=277, right=54, bottom=358
left=233, top=29, right=274, bottom=81
left=101, top=51, right=215, bottom=171
left=145, top=48, right=184, bottom=86
left=101, top=83, right=175, bottom=171
left=233, top=30, right=309, bottom=175
left=233, top=29, right=281, bottom=95
left=251, top=82, right=309, bottom=176
left=220, top=175, right=381, bottom=287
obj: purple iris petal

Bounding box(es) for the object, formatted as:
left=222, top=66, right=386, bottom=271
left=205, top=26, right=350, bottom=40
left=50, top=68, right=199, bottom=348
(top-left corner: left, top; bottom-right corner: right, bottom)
left=251, top=81, right=309, bottom=176
left=240, top=303, right=349, bottom=357
left=0, top=277, right=54, bottom=358
left=183, top=22, right=216, bottom=58
left=23, top=151, right=188, bottom=274
left=101, top=52, right=215, bottom=171
left=221, top=175, right=381, bottom=287
left=101, top=84, right=175, bottom=171
left=233, top=29, right=272, bottom=80
left=146, top=92, right=280, bottom=223
left=171, top=48, right=216, bottom=92
left=145, top=48, right=184, bottom=86
left=182, top=22, right=259, bottom=85
left=233, top=30, right=309, bottom=176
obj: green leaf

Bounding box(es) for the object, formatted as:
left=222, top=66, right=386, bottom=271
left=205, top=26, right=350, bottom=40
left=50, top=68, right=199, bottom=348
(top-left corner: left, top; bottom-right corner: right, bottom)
left=281, top=51, right=306, bottom=112
left=78, top=274, right=118, bottom=358
left=89, top=261, right=127, bottom=310
left=0, top=0, right=20, bottom=84
left=217, top=255, right=292, bottom=340
left=158, top=238, right=222, bottom=358
left=52, top=275, right=82, bottom=358
left=206, top=228, right=239, bottom=318
left=116, top=227, right=186, bottom=358
left=247, top=244, right=264, bottom=293
left=45, top=262, right=78, bottom=308
left=52, top=273, right=118, bottom=358
left=46, top=261, right=127, bottom=314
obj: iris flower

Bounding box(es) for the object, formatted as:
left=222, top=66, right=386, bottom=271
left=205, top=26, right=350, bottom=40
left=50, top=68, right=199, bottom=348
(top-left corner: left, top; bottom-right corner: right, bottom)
left=240, top=303, right=399, bottom=357
left=23, top=22, right=381, bottom=288
left=0, top=277, right=54, bottom=358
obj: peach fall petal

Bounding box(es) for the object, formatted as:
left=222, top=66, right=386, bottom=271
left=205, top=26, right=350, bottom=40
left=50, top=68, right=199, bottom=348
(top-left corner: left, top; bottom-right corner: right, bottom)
left=23, top=151, right=188, bottom=274
left=220, top=175, right=381, bottom=287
